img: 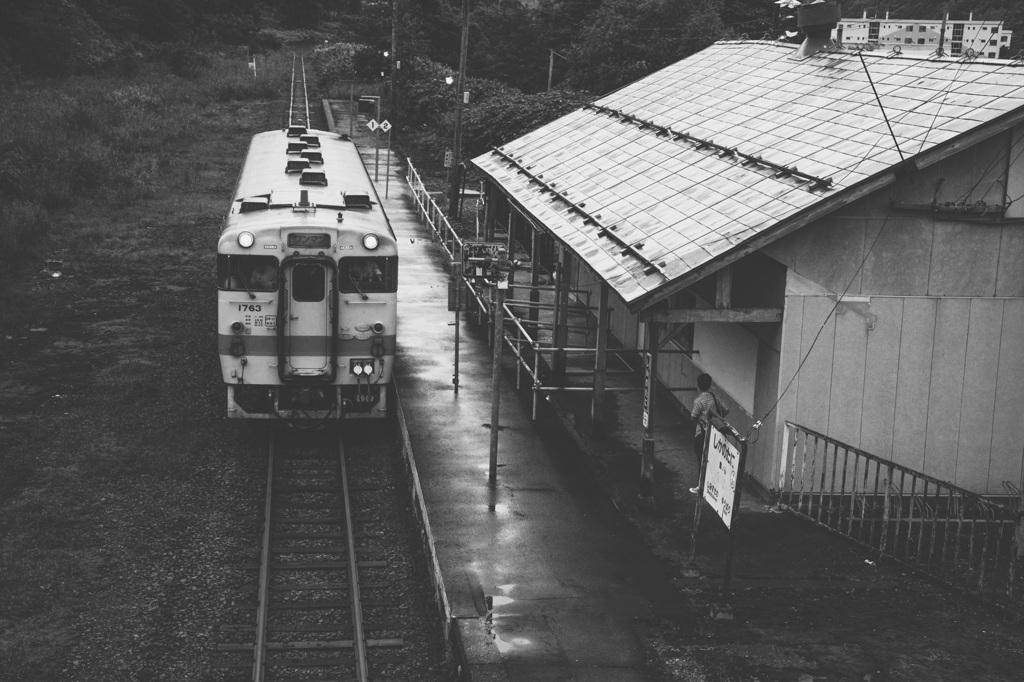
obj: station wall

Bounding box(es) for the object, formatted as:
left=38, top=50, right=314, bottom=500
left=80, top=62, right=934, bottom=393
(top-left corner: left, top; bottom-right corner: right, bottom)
left=760, top=127, right=1024, bottom=494
left=775, top=289, right=1024, bottom=494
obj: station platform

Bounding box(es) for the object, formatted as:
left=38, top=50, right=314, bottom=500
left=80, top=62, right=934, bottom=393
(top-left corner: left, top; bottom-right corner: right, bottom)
left=321, top=100, right=1018, bottom=682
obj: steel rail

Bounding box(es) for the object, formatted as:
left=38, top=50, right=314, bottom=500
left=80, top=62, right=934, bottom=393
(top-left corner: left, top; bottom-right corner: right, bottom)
left=300, top=56, right=310, bottom=128
left=288, top=54, right=297, bottom=127
left=252, top=433, right=276, bottom=681
left=338, top=437, right=369, bottom=681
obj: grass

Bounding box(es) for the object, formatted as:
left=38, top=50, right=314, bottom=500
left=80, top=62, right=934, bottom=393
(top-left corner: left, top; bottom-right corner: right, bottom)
left=0, top=50, right=292, bottom=265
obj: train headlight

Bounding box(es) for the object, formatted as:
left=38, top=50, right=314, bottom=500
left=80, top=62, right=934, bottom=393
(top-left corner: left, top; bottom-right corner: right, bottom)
left=362, top=234, right=379, bottom=250
left=350, top=359, right=375, bottom=375
left=237, top=231, right=255, bottom=248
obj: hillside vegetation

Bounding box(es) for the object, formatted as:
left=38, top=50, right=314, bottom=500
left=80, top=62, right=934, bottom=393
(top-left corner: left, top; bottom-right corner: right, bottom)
left=3, top=0, right=1022, bottom=263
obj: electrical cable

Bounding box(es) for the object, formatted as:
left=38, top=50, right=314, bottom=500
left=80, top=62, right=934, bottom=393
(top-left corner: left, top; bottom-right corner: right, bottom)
left=748, top=49, right=910, bottom=438
left=748, top=209, right=893, bottom=439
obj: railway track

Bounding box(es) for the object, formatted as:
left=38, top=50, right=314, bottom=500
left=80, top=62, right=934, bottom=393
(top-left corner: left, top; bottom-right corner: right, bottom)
left=212, top=429, right=406, bottom=681
left=289, top=54, right=311, bottom=130
left=209, top=59, right=445, bottom=681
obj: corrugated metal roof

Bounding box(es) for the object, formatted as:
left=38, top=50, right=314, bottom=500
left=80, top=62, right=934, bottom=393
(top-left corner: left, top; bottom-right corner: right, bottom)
left=472, top=41, right=1024, bottom=311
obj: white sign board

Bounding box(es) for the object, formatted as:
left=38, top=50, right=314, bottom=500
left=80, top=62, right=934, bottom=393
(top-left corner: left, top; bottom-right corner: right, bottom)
left=379, top=120, right=392, bottom=133
left=703, top=424, right=741, bottom=528
left=367, top=118, right=379, bottom=131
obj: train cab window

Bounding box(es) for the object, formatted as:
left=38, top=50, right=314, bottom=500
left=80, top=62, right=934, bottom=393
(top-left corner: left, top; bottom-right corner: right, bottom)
left=339, top=256, right=397, bottom=294
left=292, top=263, right=326, bottom=302
left=218, top=255, right=279, bottom=292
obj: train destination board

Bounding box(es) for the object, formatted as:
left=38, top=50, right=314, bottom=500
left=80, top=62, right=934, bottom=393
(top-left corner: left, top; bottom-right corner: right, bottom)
left=287, top=233, right=331, bottom=248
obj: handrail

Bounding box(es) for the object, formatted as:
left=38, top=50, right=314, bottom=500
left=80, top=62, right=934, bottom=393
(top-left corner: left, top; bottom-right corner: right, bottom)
left=406, top=159, right=465, bottom=261
left=781, top=421, right=1023, bottom=615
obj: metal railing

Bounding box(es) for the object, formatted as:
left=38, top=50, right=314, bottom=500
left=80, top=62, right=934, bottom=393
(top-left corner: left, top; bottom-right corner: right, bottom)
left=781, top=421, right=1024, bottom=614
left=406, top=159, right=464, bottom=261
left=402, top=161, right=694, bottom=420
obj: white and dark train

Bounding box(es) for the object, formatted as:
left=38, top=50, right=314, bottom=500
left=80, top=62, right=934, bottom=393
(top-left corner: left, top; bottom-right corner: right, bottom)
left=218, top=126, right=397, bottom=420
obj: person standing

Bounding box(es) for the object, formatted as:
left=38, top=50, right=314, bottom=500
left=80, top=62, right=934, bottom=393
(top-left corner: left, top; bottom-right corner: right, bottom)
left=690, top=372, right=728, bottom=493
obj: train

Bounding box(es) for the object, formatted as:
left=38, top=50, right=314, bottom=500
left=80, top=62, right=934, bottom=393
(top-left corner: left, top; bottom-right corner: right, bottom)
left=217, top=124, right=397, bottom=420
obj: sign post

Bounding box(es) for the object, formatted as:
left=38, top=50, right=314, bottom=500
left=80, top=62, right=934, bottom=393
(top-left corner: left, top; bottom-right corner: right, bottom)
left=687, top=416, right=748, bottom=620
left=366, top=117, right=380, bottom=181
left=379, top=120, right=393, bottom=198
left=448, top=259, right=464, bottom=393
left=639, top=322, right=659, bottom=499
left=488, top=248, right=511, bottom=488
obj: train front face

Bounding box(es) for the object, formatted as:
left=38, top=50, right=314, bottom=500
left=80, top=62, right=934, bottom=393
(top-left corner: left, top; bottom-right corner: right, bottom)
left=218, top=216, right=397, bottom=421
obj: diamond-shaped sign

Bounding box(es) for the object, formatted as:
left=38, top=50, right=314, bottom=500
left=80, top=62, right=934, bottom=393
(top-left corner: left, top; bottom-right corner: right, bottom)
left=379, top=120, right=392, bottom=133
left=367, top=119, right=379, bottom=131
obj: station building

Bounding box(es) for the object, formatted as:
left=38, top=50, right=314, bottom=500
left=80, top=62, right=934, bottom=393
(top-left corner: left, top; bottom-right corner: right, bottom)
left=470, top=5, right=1024, bottom=497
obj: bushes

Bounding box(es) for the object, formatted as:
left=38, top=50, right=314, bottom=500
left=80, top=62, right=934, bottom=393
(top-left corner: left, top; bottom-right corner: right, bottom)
left=307, top=41, right=362, bottom=93
left=397, top=56, right=589, bottom=160
left=461, top=89, right=592, bottom=158
left=165, top=46, right=213, bottom=79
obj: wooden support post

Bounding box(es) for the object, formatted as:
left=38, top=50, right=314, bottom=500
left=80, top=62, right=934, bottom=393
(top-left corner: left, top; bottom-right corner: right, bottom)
left=529, top=231, right=540, bottom=328
left=640, top=321, right=659, bottom=499
left=489, top=287, right=505, bottom=488
left=551, top=246, right=570, bottom=384
left=716, top=265, right=732, bottom=309
left=506, top=213, right=516, bottom=303
left=591, top=283, right=610, bottom=434
left=484, top=183, right=496, bottom=240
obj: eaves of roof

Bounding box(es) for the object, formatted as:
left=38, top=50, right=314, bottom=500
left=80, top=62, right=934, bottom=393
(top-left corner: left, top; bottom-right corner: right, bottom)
left=471, top=40, right=1024, bottom=313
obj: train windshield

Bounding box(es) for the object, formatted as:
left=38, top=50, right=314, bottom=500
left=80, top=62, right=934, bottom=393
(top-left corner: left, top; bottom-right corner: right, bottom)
left=291, top=263, right=326, bottom=302
left=339, top=256, right=397, bottom=294
left=218, top=255, right=279, bottom=292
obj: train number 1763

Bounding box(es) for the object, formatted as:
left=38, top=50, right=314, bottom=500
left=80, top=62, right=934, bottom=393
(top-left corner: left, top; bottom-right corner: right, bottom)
left=238, top=304, right=262, bottom=312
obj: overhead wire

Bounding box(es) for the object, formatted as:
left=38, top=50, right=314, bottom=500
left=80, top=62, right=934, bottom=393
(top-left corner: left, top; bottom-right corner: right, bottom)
left=748, top=50, right=908, bottom=438
left=750, top=12, right=1019, bottom=437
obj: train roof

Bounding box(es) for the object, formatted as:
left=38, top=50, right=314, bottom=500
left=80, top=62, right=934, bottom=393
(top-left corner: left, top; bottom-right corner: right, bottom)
left=222, top=129, right=394, bottom=241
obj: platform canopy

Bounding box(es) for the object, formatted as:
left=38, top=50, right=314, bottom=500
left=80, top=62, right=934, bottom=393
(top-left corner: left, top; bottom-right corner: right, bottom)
left=472, top=41, right=1024, bottom=312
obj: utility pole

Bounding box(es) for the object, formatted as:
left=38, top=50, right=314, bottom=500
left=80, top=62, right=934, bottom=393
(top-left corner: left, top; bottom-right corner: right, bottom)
left=547, top=50, right=566, bottom=91
left=390, top=0, right=397, bottom=121
left=447, top=0, right=470, bottom=218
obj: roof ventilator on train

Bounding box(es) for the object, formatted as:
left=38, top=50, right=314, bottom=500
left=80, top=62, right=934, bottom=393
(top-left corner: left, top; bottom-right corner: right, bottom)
left=239, top=196, right=270, bottom=213
left=300, top=169, right=327, bottom=186
left=301, top=150, right=323, bottom=165
left=343, top=190, right=372, bottom=209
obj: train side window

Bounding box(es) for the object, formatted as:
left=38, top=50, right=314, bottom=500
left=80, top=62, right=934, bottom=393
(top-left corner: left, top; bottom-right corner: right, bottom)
left=339, top=256, right=397, bottom=294
left=292, top=263, right=326, bottom=302
left=218, top=255, right=279, bottom=292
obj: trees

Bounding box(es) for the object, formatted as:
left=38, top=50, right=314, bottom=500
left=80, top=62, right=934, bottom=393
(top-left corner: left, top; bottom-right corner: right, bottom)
left=564, top=0, right=726, bottom=95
